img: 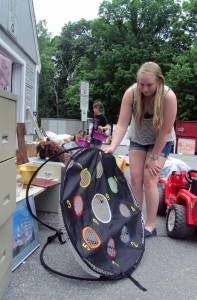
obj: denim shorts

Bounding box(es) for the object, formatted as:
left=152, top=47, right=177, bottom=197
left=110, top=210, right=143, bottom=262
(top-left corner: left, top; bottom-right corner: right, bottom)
left=129, top=140, right=173, bottom=157
left=90, top=137, right=103, bottom=146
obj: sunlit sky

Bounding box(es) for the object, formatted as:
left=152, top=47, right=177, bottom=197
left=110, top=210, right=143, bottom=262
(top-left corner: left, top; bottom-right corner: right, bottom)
left=33, top=0, right=106, bottom=36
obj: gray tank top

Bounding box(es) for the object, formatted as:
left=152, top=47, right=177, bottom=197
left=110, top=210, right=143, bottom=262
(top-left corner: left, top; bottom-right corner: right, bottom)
left=127, top=84, right=176, bottom=145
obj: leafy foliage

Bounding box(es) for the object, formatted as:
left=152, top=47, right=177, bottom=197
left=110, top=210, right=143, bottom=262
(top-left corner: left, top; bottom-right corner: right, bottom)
left=37, top=0, right=197, bottom=123
left=166, top=46, right=197, bottom=120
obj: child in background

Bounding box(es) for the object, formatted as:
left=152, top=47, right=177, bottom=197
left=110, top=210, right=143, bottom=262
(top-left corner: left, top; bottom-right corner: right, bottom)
left=90, top=102, right=109, bottom=149
left=45, top=130, right=86, bottom=145
left=64, top=130, right=86, bottom=145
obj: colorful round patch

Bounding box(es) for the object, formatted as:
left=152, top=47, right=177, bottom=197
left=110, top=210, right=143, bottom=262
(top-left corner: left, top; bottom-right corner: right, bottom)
left=96, top=161, right=103, bottom=178
left=82, top=226, right=101, bottom=249
left=108, top=177, right=118, bottom=193
left=73, top=195, right=84, bottom=216
left=106, top=237, right=116, bottom=259
left=120, top=225, right=130, bottom=244
left=80, top=168, right=91, bottom=188
left=92, top=193, right=111, bottom=223
left=119, top=203, right=131, bottom=218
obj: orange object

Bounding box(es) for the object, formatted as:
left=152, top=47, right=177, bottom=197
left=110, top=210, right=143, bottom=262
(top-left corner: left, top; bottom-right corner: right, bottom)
left=82, top=227, right=101, bottom=249
left=120, top=158, right=126, bottom=173
left=114, top=156, right=126, bottom=173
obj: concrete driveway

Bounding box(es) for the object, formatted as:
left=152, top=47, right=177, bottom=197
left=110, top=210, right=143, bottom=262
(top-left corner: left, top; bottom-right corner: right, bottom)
left=2, top=148, right=197, bottom=300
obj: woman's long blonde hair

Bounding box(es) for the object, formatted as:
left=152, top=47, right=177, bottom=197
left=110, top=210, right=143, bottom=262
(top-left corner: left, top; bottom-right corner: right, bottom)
left=135, top=62, right=165, bottom=132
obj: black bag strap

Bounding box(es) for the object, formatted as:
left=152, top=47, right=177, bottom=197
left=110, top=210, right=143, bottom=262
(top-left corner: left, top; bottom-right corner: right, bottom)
left=39, top=229, right=147, bottom=291
left=25, top=147, right=81, bottom=232
left=128, top=275, right=147, bottom=292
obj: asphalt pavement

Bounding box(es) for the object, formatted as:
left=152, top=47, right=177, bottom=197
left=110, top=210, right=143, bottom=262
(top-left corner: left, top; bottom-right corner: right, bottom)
left=2, top=147, right=197, bottom=300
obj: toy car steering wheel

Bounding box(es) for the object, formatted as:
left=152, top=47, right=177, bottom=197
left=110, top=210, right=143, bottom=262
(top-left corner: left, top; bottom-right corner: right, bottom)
left=185, top=170, right=197, bottom=183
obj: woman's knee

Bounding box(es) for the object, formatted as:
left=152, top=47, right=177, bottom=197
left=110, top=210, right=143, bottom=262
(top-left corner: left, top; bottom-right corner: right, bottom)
left=143, top=171, right=158, bottom=190
left=130, top=172, right=143, bottom=187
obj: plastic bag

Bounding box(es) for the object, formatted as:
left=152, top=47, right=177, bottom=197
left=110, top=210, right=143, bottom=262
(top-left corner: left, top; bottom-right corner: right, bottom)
left=160, top=156, right=191, bottom=178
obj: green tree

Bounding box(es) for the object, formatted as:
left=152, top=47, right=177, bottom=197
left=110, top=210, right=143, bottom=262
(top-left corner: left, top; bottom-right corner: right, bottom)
left=37, top=20, right=62, bottom=120
left=37, top=0, right=197, bottom=123
left=166, top=45, right=197, bottom=120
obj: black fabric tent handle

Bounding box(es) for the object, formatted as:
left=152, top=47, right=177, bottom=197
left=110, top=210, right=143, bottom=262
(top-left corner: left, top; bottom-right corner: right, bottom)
left=25, top=146, right=81, bottom=232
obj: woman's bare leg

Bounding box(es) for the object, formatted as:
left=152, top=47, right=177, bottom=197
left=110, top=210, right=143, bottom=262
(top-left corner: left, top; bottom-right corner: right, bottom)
left=143, top=155, right=166, bottom=230
left=129, top=150, right=147, bottom=209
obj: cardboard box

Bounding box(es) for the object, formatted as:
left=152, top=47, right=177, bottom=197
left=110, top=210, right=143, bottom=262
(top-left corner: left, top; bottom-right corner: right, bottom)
left=175, top=121, right=197, bottom=153
left=177, top=138, right=196, bottom=155
left=26, top=144, right=37, bottom=158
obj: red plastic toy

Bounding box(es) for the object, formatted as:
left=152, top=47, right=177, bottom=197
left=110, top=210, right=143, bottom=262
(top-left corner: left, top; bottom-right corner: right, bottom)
left=157, top=170, right=197, bottom=239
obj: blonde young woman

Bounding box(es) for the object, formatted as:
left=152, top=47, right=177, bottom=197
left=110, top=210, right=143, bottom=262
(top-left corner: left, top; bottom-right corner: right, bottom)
left=105, top=62, right=177, bottom=237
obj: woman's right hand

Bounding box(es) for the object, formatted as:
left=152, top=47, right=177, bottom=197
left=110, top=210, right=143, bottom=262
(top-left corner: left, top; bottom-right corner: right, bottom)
left=103, top=145, right=115, bottom=154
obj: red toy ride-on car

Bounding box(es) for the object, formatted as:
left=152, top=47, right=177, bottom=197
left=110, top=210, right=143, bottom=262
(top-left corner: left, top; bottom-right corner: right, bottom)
left=157, top=170, right=197, bottom=239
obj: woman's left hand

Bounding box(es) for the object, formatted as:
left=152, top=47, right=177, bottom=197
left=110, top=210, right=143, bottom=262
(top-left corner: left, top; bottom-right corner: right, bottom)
left=145, top=158, right=162, bottom=176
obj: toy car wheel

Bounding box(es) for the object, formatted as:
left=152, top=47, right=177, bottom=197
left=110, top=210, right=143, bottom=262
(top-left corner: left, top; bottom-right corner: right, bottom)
left=166, top=204, right=195, bottom=239
left=157, top=182, right=167, bottom=215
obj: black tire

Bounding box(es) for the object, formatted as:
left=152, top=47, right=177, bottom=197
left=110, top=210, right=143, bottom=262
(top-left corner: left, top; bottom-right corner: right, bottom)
left=157, top=182, right=167, bottom=215
left=166, top=204, right=195, bottom=239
